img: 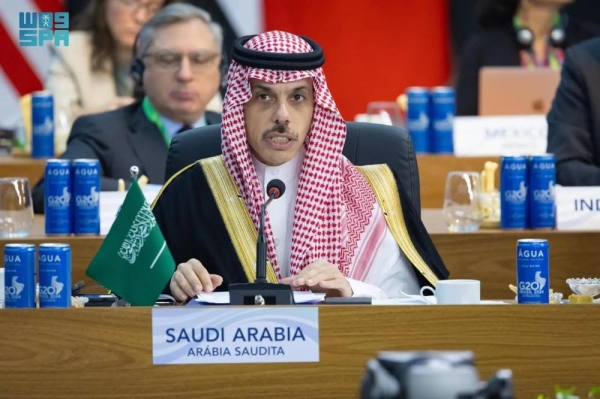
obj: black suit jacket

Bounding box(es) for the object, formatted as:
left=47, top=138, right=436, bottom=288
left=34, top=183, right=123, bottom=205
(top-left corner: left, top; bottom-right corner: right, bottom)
left=547, top=37, right=600, bottom=186
left=32, top=102, right=221, bottom=214
left=455, top=18, right=600, bottom=116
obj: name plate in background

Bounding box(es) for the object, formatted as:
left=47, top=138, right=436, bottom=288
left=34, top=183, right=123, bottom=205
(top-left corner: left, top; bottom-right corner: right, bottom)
left=152, top=307, right=319, bottom=365
left=556, top=186, right=600, bottom=231
left=453, top=115, right=547, bottom=156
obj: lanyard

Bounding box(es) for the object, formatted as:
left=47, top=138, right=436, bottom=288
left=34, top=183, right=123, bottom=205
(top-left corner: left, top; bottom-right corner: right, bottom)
left=519, top=47, right=564, bottom=70
left=141, top=96, right=171, bottom=146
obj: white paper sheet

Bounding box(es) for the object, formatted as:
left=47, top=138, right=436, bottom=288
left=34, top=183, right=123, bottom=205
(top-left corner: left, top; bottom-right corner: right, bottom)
left=195, top=291, right=325, bottom=305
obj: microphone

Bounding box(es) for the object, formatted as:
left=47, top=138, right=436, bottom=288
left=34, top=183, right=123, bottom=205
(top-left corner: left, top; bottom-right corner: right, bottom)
left=228, top=179, right=294, bottom=306
left=256, top=179, right=285, bottom=284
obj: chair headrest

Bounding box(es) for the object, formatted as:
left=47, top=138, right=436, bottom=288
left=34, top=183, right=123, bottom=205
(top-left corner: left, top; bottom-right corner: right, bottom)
left=166, top=122, right=421, bottom=213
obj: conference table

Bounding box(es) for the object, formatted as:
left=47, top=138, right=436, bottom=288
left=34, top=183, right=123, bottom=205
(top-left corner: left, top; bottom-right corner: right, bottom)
left=2, top=156, right=600, bottom=399
left=0, top=304, right=598, bottom=398
left=0, top=154, right=497, bottom=208
left=0, top=155, right=45, bottom=183
left=1, top=210, right=598, bottom=300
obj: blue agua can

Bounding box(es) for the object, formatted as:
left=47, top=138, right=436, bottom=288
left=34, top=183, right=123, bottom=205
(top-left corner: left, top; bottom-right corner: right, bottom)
left=44, top=159, right=72, bottom=235
left=31, top=91, right=55, bottom=159
left=516, top=239, right=550, bottom=304
left=73, top=159, right=100, bottom=235
left=500, top=156, right=528, bottom=229
left=431, top=87, right=455, bottom=154
left=406, top=87, right=430, bottom=153
left=529, top=155, right=556, bottom=229
left=3, top=244, right=36, bottom=308
left=38, top=244, right=71, bottom=308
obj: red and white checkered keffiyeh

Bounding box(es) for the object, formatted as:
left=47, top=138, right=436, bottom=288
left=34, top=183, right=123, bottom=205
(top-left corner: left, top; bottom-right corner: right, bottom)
left=221, top=31, right=386, bottom=280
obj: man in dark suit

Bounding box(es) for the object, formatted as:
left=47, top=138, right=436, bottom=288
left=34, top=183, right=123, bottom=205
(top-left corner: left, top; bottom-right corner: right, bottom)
left=547, top=37, right=600, bottom=185
left=33, top=3, right=224, bottom=213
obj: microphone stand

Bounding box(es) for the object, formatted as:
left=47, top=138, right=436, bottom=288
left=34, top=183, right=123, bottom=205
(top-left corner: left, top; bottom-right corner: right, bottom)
left=229, top=189, right=294, bottom=306
left=254, top=199, right=271, bottom=284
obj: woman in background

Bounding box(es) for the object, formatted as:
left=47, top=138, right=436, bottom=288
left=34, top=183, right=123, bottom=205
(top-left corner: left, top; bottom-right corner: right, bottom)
left=44, top=0, right=181, bottom=118
left=455, top=0, right=600, bottom=116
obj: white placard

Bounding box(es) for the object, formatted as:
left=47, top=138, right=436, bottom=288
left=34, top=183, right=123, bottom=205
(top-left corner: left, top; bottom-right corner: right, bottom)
left=99, top=184, right=162, bottom=235
left=556, top=186, right=600, bottom=231
left=152, top=307, right=319, bottom=365
left=453, top=115, right=547, bottom=156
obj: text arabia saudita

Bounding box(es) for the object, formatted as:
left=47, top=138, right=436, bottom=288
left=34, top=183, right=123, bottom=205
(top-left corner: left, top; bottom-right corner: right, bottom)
left=152, top=307, right=320, bottom=364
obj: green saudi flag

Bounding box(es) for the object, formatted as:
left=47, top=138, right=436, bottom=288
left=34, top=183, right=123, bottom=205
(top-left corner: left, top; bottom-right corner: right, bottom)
left=86, top=179, right=175, bottom=306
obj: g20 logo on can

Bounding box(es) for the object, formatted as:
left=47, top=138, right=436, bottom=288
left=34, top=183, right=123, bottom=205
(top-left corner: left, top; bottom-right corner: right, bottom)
left=518, top=271, right=547, bottom=294
left=5, top=276, right=25, bottom=298
left=40, top=276, right=64, bottom=299
left=19, top=12, right=69, bottom=47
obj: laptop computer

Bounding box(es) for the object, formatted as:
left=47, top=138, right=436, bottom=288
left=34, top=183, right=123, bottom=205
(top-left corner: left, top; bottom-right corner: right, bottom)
left=478, top=67, right=561, bottom=116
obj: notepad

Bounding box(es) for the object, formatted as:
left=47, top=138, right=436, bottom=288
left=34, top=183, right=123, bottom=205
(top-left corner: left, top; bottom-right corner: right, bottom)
left=195, top=291, right=325, bottom=305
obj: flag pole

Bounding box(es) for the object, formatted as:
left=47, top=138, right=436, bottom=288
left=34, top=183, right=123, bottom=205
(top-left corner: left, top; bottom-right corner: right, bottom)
left=130, top=166, right=139, bottom=182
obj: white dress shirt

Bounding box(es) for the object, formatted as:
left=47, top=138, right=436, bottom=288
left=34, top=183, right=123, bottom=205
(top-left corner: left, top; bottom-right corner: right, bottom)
left=159, top=114, right=207, bottom=140
left=252, top=149, right=420, bottom=299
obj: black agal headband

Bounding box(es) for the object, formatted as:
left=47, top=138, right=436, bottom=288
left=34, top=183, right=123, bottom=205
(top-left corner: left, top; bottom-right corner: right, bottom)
left=232, top=34, right=325, bottom=71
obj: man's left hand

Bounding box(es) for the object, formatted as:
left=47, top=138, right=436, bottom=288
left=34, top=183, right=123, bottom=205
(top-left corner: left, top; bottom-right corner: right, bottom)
left=280, top=259, right=353, bottom=297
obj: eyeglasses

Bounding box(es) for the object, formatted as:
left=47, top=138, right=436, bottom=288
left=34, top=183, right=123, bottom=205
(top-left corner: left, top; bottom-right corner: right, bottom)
left=143, top=51, right=220, bottom=73
left=116, top=0, right=164, bottom=14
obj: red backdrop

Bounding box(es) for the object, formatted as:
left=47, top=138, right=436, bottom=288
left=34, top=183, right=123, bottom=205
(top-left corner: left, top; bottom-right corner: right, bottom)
left=263, top=0, right=451, bottom=119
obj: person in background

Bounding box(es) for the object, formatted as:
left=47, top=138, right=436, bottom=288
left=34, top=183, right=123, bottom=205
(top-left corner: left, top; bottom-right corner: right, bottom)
left=547, top=37, right=600, bottom=185
left=455, top=0, right=600, bottom=116
left=44, top=0, right=222, bottom=121
left=32, top=3, right=223, bottom=214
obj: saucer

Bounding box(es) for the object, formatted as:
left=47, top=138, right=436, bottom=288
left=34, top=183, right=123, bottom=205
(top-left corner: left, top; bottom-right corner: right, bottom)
left=566, top=278, right=600, bottom=297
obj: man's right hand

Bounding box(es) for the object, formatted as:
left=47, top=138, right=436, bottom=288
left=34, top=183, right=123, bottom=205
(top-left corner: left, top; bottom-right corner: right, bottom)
left=170, top=258, right=223, bottom=301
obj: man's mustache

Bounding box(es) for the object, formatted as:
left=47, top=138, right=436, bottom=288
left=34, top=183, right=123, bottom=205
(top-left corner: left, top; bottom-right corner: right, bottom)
left=262, top=123, right=298, bottom=139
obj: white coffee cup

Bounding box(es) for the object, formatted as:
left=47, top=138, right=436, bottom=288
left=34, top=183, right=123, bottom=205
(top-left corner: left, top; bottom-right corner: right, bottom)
left=420, top=279, right=481, bottom=305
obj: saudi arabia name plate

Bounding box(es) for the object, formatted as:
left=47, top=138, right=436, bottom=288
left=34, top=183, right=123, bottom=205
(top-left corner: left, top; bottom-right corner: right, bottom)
left=152, top=307, right=319, bottom=364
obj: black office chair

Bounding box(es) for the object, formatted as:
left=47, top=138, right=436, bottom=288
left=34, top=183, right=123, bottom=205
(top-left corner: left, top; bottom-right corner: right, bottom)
left=165, top=122, right=422, bottom=214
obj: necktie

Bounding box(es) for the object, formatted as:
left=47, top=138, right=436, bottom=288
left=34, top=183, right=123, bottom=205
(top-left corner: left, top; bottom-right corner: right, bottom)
left=176, top=124, right=193, bottom=134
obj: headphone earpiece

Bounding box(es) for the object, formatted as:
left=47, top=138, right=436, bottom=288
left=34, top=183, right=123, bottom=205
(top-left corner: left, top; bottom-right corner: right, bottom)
left=218, top=53, right=229, bottom=91
left=515, top=27, right=534, bottom=50
left=130, top=58, right=145, bottom=86
left=129, top=30, right=145, bottom=86
left=548, top=27, right=566, bottom=48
